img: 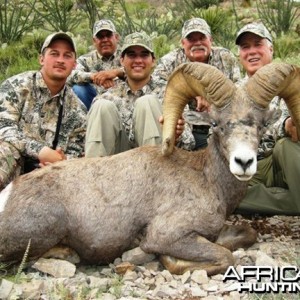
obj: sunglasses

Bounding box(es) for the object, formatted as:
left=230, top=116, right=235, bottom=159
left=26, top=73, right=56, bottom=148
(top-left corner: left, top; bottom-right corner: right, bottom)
left=96, top=31, right=113, bottom=40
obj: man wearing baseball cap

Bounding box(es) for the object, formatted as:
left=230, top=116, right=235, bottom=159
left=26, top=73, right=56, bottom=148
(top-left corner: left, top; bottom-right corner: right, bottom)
left=85, top=31, right=168, bottom=157
left=153, top=17, right=241, bottom=151
left=235, top=22, right=300, bottom=215
left=0, top=32, right=87, bottom=191
left=70, top=19, right=125, bottom=110
left=235, top=22, right=273, bottom=76
left=41, top=31, right=77, bottom=54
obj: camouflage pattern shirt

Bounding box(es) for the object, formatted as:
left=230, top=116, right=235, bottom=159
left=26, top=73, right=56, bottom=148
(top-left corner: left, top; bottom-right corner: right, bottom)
left=153, top=47, right=241, bottom=150
left=92, top=76, right=166, bottom=147
left=92, top=75, right=195, bottom=151
left=153, top=46, right=241, bottom=83
left=0, top=71, right=87, bottom=159
left=69, top=48, right=122, bottom=94
left=238, top=76, right=289, bottom=160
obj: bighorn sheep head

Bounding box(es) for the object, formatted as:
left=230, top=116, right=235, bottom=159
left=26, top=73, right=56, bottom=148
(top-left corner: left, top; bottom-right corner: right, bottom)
left=162, top=62, right=300, bottom=157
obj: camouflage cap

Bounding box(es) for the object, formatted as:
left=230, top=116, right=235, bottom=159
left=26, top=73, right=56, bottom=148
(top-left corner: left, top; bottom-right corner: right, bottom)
left=235, top=22, right=273, bottom=45
left=121, top=31, right=154, bottom=54
left=182, top=18, right=211, bottom=38
left=41, top=32, right=76, bottom=54
left=93, top=19, right=116, bottom=37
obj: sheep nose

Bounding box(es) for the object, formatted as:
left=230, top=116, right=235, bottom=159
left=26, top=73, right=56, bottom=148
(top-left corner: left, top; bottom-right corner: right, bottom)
left=234, top=157, right=254, bottom=172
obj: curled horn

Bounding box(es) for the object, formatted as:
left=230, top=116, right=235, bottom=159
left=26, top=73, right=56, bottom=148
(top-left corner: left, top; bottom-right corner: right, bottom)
left=245, top=63, right=300, bottom=137
left=162, top=62, right=235, bottom=156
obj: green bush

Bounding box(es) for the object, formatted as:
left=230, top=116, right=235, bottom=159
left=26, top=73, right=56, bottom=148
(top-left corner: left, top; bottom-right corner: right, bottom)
left=274, top=34, right=300, bottom=59
left=0, top=0, right=42, bottom=43
left=30, top=0, right=85, bottom=32
left=76, top=0, right=104, bottom=31
left=0, top=0, right=299, bottom=84
left=256, top=0, right=299, bottom=37
left=0, top=34, right=43, bottom=83
left=152, top=34, right=177, bottom=59
left=183, top=0, right=222, bottom=10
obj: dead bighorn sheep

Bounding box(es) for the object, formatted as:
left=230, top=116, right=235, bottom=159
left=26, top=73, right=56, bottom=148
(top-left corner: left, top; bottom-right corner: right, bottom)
left=0, top=63, right=299, bottom=276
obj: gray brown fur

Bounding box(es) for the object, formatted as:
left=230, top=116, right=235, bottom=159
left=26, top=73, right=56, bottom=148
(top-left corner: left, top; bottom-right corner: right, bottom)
left=0, top=96, right=274, bottom=275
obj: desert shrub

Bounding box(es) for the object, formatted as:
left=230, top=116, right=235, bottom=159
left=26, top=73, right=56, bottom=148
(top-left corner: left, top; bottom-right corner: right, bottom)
left=0, top=0, right=42, bottom=43
left=183, top=0, right=222, bottom=10
left=184, top=6, right=235, bottom=49
left=256, top=0, right=299, bottom=37
left=76, top=0, right=104, bottom=31
left=197, top=6, right=231, bottom=36
left=135, top=9, right=180, bottom=41
left=273, top=34, right=300, bottom=59
left=30, top=0, right=85, bottom=32
left=0, top=34, right=43, bottom=83
left=99, top=0, right=180, bottom=39
left=152, top=34, right=177, bottom=59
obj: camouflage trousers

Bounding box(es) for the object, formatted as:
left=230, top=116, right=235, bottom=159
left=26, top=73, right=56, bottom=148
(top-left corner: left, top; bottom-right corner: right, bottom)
left=0, top=141, right=22, bottom=191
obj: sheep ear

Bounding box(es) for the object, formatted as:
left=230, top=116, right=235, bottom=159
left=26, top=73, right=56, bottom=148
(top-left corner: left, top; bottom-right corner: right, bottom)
left=183, top=111, right=212, bottom=126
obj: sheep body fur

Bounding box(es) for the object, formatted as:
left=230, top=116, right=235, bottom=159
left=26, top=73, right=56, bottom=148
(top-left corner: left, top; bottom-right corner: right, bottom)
left=0, top=94, right=275, bottom=275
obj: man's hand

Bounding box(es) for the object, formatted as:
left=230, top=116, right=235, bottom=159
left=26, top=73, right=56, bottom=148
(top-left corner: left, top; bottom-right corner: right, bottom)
left=195, top=96, right=210, bottom=112
left=91, top=69, right=124, bottom=88
left=38, top=146, right=66, bottom=167
left=285, top=117, right=298, bottom=142
left=159, top=115, right=185, bottom=141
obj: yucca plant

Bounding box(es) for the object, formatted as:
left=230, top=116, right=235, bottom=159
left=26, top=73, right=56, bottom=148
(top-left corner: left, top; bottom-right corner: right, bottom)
left=196, top=6, right=231, bottom=37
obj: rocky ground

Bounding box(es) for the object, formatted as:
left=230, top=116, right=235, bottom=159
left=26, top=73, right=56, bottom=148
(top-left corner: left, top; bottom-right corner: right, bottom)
left=0, top=214, right=299, bottom=300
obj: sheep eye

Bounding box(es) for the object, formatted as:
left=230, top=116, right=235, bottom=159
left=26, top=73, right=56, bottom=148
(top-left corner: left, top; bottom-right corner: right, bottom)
left=211, top=121, right=217, bottom=127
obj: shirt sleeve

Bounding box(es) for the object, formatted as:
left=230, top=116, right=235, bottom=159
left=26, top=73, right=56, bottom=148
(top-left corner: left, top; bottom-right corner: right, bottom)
left=58, top=91, right=87, bottom=158
left=274, top=98, right=290, bottom=139
left=153, top=50, right=178, bottom=81
left=0, top=80, right=45, bottom=158
left=69, top=56, right=94, bottom=84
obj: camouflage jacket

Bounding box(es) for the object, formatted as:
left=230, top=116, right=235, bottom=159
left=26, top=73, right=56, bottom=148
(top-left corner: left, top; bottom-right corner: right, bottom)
left=153, top=46, right=241, bottom=83
left=0, top=71, right=87, bottom=159
left=92, top=75, right=195, bottom=151
left=69, top=48, right=122, bottom=93
left=92, top=76, right=165, bottom=146
left=152, top=47, right=241, bottom=150
left=238, top=76, right=289, bottom=160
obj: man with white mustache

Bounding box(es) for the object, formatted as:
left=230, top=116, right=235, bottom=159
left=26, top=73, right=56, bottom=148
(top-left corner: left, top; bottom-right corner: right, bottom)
left=153, top=17, right=241, bottom=150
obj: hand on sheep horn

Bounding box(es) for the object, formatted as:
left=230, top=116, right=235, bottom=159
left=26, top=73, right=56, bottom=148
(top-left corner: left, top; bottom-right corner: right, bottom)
left=159, top=115, right=185, bottom=142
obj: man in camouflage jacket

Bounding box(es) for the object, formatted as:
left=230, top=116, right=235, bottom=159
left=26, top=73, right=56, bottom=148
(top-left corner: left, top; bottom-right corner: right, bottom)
left=69, top=19, right=125, bottom=110
left=235, top=22, right=300, bottom=215
left=0, top=32, right=86, bottom=191
left=153, top=17, right=241, bottom=150
left=85, top=31, right=192, bottom=157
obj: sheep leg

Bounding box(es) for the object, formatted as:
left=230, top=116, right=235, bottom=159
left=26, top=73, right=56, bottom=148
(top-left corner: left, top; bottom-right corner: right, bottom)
left=0, top=201, right=68, bottom=262
left=215, top=224, right=257, bottom=251
left=141, top=234, right=234, bottom=276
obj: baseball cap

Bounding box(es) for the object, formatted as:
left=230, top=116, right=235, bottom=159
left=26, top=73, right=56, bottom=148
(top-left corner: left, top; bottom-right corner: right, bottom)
left=121, top=31, right=154, bottom=54
left=182, top=18, right=211, bottom=39
left=93, top=19, right=116, bottom=37
left=41, top=32, right=76, bottom=54
left=235, top=22, right=273, bottom=45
